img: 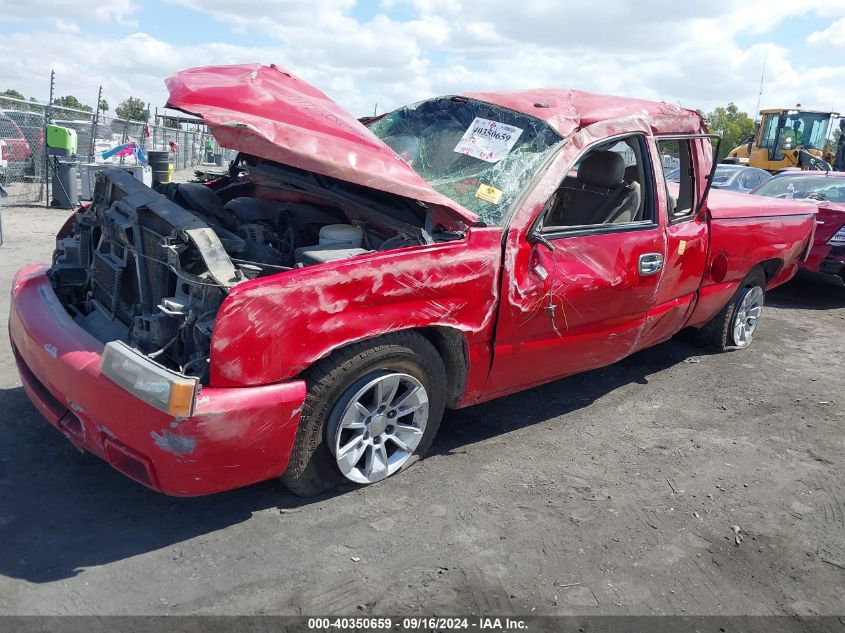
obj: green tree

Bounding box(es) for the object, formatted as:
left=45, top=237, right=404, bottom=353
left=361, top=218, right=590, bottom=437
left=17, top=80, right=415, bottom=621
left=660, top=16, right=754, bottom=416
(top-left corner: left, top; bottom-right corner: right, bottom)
left=825, top=127, right=842, bottom=162
left=52, top=95, right=94, bottom=120
left=115, top=96, right=149, bottom=122
left=0, top=89, right=27, bottom=110
left=705, top=103, right=755, bottom=161
left=53, top=95, right=88, bottom=110
left=1, top=88, right=25, bottom=100
left=98, top=99, right=109, bottom=113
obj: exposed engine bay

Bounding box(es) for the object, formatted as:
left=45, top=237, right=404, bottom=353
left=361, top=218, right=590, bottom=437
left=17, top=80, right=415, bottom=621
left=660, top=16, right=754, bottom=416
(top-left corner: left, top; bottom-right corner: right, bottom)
left=49, top=157, right=452, bottom=383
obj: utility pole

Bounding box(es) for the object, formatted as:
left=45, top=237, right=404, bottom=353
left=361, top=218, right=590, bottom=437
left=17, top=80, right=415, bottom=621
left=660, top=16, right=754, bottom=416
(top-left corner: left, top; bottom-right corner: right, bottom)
left=91, top=85, right=102, bottom=161
left=140, top=102, right=150, bottom=151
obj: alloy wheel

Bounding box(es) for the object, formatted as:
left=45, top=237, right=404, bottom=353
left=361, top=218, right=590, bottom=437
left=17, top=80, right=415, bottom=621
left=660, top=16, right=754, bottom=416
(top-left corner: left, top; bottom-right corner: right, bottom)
left=330, top=372, right=429, bottom=484
left=732, top=285, right=764, bottom=347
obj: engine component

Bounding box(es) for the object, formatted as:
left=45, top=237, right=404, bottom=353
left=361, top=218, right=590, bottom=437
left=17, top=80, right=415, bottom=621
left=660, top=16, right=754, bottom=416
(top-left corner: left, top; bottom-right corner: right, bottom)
left=319, top=223, right=364, bottom=248
left=295, top=245, right=370, bottom=266
left=239, top=222, right=273, bottom=243
left=156, top=182, right=236, bottom=230
left=49, top=161, right=430, bottom=383
left=51, top=168, right=237, bottom=379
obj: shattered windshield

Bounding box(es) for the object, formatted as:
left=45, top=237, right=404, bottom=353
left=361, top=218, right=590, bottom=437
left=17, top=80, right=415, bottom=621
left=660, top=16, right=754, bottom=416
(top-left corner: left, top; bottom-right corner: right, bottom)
left=368, top=97, right=562, bottom=226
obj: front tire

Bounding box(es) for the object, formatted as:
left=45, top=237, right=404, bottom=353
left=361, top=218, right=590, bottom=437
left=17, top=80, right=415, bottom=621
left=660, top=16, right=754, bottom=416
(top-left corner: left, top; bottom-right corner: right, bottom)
left=281, top=331, right=446, bottom=497
left=695, top=270, right=766, bottom=351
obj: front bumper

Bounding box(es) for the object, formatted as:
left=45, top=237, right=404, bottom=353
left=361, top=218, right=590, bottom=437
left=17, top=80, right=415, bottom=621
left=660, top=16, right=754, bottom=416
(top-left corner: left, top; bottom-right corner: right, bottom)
left=9, top=264, right=307, bottom=496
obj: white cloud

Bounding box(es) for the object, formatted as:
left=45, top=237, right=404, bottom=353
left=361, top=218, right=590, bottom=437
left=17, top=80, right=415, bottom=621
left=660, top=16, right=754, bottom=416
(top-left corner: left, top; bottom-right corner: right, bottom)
left=0, top=30, right=290, bottom=113
left=157, top=0, right=845, bottom=116
left=2, top=0, right=138, bottom=23
left=387, top=0, right=845, bottom=111
left=807, top=16, right=845, bottom=50
left=53, top=18, right=80, bottom=33
left=2, top=0, right=845, bottom=123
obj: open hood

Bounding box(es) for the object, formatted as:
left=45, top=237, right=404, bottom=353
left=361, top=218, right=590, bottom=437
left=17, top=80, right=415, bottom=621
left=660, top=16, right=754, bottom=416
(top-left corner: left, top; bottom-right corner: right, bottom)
left=165, top=64, right=477, bottom=225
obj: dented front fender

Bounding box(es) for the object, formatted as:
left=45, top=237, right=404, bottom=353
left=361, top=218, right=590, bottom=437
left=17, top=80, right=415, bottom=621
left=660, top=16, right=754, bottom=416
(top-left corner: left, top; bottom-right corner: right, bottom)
left=208, top=228, right=504, bottom=390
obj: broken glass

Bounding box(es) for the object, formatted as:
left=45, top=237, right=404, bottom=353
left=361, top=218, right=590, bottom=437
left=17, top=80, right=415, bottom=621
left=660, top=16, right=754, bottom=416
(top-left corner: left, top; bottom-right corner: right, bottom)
left=369, top=97, right=562, bottom=226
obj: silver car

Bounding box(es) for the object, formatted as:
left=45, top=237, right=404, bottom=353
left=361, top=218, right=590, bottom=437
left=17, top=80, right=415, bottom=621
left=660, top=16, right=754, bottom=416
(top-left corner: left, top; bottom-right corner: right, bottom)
left=665, top=164, right=770, bottom=193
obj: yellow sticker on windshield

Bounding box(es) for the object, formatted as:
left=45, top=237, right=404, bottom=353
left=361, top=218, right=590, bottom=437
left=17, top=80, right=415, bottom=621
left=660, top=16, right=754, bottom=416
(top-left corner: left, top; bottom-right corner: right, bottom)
left=475, top=183, right=503, bottom=204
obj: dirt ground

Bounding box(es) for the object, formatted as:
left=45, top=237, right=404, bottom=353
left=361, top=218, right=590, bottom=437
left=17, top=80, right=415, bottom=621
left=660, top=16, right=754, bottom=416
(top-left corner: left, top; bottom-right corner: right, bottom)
left=0, top=193, right=843, bottom=616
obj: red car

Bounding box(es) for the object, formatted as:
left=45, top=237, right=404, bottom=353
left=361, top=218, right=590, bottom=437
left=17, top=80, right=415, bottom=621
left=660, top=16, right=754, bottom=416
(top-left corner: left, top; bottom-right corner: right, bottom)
left=0, top=114, right=33, bottom=179
left=751, top=171, right=845, bottom=282
left=9, top=64, right=815, bottom=496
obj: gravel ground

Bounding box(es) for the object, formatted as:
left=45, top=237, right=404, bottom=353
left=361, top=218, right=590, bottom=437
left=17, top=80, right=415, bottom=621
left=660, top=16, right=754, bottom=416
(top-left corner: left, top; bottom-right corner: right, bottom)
left=0, top=190, right=843, bottom=616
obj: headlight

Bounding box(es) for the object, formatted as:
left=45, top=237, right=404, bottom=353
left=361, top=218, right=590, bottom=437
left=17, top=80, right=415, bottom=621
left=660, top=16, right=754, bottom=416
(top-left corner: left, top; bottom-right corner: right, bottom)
left=101, top=341, right=198, bottom=417
left=830, top=225, right=845, bottom=246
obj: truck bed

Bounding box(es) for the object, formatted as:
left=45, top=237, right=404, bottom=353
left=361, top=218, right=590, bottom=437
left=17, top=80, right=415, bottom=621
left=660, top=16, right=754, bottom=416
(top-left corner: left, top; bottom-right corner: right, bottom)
left=707, top=187, right=818, bottom=220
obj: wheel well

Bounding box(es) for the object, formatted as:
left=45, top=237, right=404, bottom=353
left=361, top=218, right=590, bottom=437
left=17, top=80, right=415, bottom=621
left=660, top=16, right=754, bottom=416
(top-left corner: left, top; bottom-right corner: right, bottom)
left=307, top=327, right=470, bottom=409
left=415, top=327, right=469, bottom=408
left=757, top=259, right=783, bottom=286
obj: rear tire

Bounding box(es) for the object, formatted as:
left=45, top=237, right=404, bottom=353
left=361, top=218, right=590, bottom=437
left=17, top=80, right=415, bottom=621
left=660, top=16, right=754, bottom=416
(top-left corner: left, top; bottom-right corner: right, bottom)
left=694, top=269, right=766, bottom=351
left=281, top=331, right=446, bottom=497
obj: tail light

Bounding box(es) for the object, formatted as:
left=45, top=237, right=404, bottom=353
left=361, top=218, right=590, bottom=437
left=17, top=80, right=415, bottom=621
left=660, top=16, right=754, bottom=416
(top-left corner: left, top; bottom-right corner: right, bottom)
left=0, top=142, right=6, bottom=160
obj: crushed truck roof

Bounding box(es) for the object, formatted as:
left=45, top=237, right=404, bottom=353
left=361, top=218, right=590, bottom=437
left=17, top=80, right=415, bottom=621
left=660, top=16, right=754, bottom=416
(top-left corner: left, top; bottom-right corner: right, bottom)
left=166, top=64, right=707, bottom=226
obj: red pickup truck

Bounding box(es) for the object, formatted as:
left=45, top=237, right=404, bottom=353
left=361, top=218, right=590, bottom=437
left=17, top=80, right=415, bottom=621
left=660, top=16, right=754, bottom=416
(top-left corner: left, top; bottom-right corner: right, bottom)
left=0, top=114, right=33, bottom=180
left=9, top=64, right=815, bottom=496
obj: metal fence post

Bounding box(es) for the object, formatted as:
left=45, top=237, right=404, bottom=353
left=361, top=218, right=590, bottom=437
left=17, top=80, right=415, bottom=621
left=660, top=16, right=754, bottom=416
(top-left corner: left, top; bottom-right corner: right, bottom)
left=91, top=85, right=102, bottom=161
left=0, top=182, right=6, bottom=246
left=45, top=69, right=55, bottom=207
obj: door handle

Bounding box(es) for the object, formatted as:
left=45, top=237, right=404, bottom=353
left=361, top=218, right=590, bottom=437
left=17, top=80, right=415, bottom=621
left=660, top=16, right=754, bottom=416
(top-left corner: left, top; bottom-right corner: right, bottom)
left=638, top=253, right=664, bottom=276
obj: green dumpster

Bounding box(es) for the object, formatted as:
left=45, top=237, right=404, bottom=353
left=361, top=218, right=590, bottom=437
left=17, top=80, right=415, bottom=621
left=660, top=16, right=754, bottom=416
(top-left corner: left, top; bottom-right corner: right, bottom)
left=46, top=124, right=78, bottom=156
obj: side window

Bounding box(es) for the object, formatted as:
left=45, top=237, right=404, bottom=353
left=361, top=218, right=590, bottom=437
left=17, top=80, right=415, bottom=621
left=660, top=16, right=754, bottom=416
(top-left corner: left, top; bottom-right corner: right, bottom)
left=541, top=134, right=653, bottom=232
left=657, top=138, right=696, bottom=222
left=760, top=115, right=779, bottom=149
left=748, top=171, right=766, bottom=188
left=745, top=171, right=763, bottom=189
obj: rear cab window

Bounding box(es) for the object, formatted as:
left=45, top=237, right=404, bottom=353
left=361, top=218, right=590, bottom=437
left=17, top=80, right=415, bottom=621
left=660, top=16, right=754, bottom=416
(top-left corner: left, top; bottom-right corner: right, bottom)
left=657, top=138, right=697, bottom=222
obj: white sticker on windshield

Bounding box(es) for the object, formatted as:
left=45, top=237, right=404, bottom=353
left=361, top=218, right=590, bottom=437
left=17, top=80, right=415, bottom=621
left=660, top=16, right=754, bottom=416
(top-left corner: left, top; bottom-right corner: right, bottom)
left=454, top=117, right=523, bottom=163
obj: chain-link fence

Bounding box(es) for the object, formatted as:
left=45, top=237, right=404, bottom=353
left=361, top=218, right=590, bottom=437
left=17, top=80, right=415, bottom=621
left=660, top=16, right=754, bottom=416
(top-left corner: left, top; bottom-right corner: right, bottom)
left=0, top=90, right=224, bottom=207
left=0, top=96, right=49, bottom=205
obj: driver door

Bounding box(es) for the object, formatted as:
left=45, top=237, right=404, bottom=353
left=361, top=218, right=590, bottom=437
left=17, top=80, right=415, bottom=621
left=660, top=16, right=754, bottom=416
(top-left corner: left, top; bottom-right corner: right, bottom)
left=483, top=132, right=666, bottom=398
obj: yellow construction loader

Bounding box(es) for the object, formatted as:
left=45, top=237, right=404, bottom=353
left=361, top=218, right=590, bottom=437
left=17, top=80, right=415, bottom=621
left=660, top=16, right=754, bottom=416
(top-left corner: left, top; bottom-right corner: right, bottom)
left=724, top=107, right=838, bottom=172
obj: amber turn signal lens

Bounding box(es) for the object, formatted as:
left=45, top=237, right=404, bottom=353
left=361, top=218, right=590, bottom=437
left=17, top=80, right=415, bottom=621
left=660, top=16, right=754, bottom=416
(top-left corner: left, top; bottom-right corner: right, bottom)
left=168, top=380, right=198, bottom=417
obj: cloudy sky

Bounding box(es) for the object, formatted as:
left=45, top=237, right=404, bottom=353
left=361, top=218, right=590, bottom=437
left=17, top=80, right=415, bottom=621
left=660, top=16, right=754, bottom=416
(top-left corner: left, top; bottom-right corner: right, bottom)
left=2, top=0, right=845, bottom=120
